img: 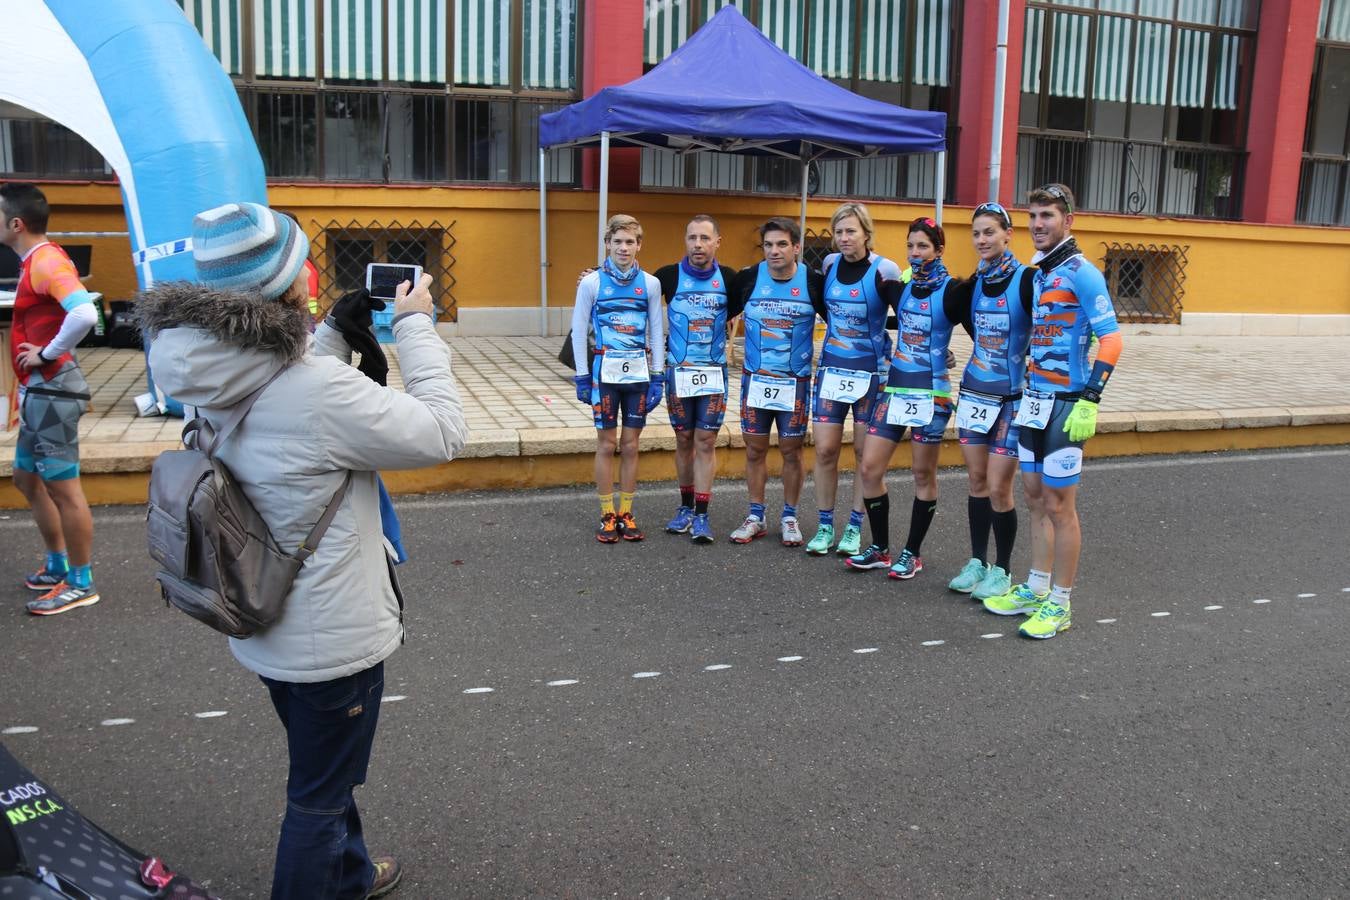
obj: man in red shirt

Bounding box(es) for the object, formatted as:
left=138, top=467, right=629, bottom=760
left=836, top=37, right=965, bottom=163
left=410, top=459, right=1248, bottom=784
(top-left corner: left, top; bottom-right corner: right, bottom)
left=1, top=183, right=100, bottom=616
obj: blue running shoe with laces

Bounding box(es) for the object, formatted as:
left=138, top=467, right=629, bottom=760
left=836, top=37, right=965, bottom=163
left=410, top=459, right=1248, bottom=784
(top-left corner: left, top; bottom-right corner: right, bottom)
left=666, top=506, right=694, bottom=534
left=690, top=513, right=714, bottom=544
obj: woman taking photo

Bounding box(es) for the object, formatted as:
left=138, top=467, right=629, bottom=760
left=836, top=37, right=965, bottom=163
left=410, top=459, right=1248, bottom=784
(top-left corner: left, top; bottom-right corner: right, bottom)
left=845, top=217, right=967, bottom=580
left=948, top=201, right=1036, bottom=600
left=807, top=203, right=905, bottom=558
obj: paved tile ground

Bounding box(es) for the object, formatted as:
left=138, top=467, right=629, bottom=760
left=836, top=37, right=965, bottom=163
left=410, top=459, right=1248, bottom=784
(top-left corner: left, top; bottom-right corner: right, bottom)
left=2, top=333, right=1347, bottom=458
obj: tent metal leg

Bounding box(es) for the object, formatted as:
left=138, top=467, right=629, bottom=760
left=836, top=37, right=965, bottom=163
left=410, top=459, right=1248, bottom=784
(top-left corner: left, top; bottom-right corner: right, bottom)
left=597, top=130, right=610, bottom=265
left=935, top=151, right=946, bottom=225
left=539, top=148, right=549, bottom=337
left=989, top=0, right=1011, bottom=203
left=798, top=143, right=810, bottom=260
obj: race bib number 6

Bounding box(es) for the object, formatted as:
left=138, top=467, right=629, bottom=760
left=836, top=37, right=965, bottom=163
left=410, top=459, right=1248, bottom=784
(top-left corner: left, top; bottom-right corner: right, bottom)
left=817, top=367, right=872, bottom=404
left=884, top=390, right=934, bottom=427
left=1014, top=389, right=1055, bottom=430
left=674, top=366, right=725, bottom=398
left=747, top=373, right=796, bottom=412
left=955, top=391, right=1001, bottom=434
left=600, top=349, right=649, bottom=384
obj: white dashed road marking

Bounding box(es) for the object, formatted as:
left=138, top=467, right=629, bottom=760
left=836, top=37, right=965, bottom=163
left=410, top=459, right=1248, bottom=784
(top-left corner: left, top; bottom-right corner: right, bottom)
left=1253, top=598, right=1271, bottom=604
left=632, top=671, right=661, bottom=679
left=546, top=679, right=580, bottom=686
left=921, top=640, right=945, bottom=647
left=1097, top=618, right=1117, bottom=624
left=2, top=726, right=38, bottom=735
left=1204, top=605, right=1223, bottom=611
left=193, top=711, right=227, bottom=719
left=1151, top=612, right=1171, bottom=618
left=1298, top=593, right=1316, bottom=599
left=777, top=656, right=804, bottom=663
left=463, top=687, right=494, bottom=694
left=703, top=664, right=732, bottom=671
left=100, top=718, right=134, bottom=727
left=980, top=633, right=1004, bottom=639
left=853, top=648, right=879, bottom=654
left=382, top=695, right=408, bottom=703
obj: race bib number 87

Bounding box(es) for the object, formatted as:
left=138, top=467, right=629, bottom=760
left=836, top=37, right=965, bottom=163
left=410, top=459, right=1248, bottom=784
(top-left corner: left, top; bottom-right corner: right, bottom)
left=747, top=373, right=795, bottom=412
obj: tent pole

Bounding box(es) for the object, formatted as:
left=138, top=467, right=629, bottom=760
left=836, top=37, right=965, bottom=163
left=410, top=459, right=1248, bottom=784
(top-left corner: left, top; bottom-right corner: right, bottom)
left=935, top=150, right=946, bottom=226
left=988, top=0, right=1011, bottom=203
left=539, top=148, right=549, bottom=337
left=597, top=131, right=611, bottom=265
left=798, top=143, right=810, bottom=261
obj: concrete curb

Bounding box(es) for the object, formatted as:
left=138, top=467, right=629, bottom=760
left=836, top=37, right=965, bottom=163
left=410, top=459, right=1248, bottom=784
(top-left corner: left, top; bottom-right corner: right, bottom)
left=1, top=405, right=1347, bottom=508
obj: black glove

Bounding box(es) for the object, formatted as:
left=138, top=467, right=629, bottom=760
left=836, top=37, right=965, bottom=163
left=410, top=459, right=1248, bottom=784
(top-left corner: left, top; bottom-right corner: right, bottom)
left=327, top=289, right=389, bottom=386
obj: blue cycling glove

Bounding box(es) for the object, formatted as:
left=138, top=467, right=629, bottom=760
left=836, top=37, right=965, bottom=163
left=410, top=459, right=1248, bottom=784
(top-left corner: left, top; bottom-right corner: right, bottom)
left=645, top=374, right=664, bottom=411
left=574, top=374, right=592, bottom=403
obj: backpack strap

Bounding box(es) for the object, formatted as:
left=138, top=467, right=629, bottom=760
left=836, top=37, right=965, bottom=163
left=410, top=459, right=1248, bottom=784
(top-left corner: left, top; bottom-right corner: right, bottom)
left=293, top=471, right=354, bottom=564
left=189, top=366, right=289, bottom=456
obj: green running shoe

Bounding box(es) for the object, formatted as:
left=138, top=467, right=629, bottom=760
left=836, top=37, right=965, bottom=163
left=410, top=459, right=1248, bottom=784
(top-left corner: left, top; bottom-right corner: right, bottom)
left=1020, top=600, right=1071, bottom=639
left=835, top=523, right=863, bottom=557
left=982, top=582, right=1048, bottom=616
left=947, top=557, right=987, bottom=593
left=972, top=565, right=1013, bottom=601
left=805, top=524, right=835, bottom=556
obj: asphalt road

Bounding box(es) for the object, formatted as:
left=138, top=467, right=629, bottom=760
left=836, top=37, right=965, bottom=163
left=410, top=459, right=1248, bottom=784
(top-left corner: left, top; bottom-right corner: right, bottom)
left=2, top=447, right=1348, bottom=899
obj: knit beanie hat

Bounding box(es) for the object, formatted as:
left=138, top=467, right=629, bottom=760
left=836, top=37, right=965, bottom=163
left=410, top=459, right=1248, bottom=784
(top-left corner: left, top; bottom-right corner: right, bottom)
left=191, top=202, right=310, bottom=300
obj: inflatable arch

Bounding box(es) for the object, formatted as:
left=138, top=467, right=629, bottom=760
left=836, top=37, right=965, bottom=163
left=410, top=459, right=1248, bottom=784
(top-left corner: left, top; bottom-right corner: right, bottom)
left=1, top=0, right=269, bottom=411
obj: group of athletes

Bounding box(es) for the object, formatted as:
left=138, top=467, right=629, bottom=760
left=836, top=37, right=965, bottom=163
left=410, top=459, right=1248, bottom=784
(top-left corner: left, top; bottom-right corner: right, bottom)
left=569, top=183, right=1123, bottom=640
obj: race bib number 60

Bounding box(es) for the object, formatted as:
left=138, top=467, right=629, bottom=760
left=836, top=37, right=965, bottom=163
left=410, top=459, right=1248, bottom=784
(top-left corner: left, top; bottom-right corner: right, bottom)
left=747, top=373, right=796, bottom=412
left=674, top=366, right=725, bottom=398
left=600, top=349, right=649, bottom=384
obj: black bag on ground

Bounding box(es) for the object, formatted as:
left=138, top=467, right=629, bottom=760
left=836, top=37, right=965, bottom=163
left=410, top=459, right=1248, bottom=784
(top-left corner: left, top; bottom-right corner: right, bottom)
left=145, top=369, right=351, bottom=638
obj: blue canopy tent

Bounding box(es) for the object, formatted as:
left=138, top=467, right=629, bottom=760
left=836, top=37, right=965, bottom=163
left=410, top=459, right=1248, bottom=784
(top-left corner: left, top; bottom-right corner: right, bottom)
left=536, top=5, right=947, bottom=334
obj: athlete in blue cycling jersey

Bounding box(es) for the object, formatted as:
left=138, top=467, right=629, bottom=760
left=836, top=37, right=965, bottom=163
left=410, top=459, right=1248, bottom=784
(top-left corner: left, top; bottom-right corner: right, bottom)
left=847, top=218, right=971, bottom=580
left=570, top=215, right=665, bottom=544
left=807, top=203, right=905, bottom=560
left=947, top=202, right=1036, bottom=603
left=981, top=184, right=1124, bottom=640
left=653, top=215, right=739, bottom=544
left=727, top=217, right=826, bottom=548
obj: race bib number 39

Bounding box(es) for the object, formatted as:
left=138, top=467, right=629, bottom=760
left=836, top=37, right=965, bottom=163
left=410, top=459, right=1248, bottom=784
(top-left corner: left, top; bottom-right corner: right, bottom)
left=1014, top=389, right=1054, bottom=430
left=956, top=391, right=1001, bottom=434
left=674, top=366, right=725, bottom=398
left=817, top=367, right=872, bottom=404
left=600, top=349, right=649, bottom=384
left=747, top=373, right=796, bottom=412
left=884, top=390, right=933, bottom=427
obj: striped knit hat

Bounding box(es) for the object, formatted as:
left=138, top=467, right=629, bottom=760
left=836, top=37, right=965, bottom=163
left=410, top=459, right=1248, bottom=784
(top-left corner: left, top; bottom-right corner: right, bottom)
left=191, top=202, right=310, bottom=300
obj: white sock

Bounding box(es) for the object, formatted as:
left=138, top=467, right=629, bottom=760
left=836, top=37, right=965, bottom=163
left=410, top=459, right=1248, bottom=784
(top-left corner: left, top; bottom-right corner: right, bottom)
left=1028, top=569, right=1052, bottom=594
left=1050, top=584, right=1072, bottom=606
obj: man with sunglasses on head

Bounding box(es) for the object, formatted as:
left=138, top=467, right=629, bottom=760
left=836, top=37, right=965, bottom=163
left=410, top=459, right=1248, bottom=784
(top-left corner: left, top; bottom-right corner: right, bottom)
left=982, top=184, right=1123, bottom=640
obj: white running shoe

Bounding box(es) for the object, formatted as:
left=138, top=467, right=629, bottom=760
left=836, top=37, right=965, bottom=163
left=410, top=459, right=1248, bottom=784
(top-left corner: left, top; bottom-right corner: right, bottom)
left=730, top=515, right=767, bottom=544
left=780, top=516, right=803, bottom=546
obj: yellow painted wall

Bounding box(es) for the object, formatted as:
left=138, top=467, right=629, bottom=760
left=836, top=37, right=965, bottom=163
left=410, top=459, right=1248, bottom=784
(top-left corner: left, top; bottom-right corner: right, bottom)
left=32, top=181, right=1350, bottom=315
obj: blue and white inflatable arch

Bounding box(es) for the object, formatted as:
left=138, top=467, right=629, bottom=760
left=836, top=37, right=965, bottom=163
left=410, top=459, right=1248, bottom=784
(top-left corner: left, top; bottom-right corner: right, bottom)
left=0, top=0, right=268, bottom=409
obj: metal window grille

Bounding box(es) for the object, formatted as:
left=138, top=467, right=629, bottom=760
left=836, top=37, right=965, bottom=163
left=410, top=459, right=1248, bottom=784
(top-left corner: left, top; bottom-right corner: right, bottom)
left=306, top=218, right=458, bottom=321
left=1100, top=241, right=1187, bottom=325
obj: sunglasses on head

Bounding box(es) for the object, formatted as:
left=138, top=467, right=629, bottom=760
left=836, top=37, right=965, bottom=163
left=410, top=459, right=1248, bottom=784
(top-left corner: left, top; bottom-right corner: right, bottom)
left=973, top=202, right=1011, bottom=228
left=1037, top=184, right=1073, bottom=215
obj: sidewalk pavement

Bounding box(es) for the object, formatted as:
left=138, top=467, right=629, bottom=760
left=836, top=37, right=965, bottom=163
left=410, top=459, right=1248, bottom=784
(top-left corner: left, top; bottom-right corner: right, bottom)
left=1, top=331, right=1347, bottom=504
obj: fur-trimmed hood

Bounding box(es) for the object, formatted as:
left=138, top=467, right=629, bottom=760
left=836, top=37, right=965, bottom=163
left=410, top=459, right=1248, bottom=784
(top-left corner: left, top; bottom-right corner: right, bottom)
left=135, top=281, right=311, bottom=408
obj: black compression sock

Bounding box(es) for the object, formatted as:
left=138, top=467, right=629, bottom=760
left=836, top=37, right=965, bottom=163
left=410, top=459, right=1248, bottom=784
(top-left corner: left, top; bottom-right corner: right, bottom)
left=991, top=508, right=1018, bottom=571
left=968, top=495, right=993, bottom=563
left=864, top=494, right=890, bottom=551
left=679, top=484, right=695, bottom=509
left=905, top=497, right=938, bottom=555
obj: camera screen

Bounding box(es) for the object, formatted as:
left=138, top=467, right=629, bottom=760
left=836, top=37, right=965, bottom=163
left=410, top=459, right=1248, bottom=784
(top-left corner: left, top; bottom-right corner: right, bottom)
left=367, top=264, right=421, bottom=300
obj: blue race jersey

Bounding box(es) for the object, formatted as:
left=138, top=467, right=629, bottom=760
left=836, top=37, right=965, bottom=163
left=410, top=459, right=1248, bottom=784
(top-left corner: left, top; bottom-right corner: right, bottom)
left=962, top=265, right=1033, bottom=397
left=667, top=268, right=729, bottom=366
left=820, top=252, right=897, bottom=373
left=1027, top=254, right=1120, bottom=394
left=885, top=278, right=957, bottom=395
left=592, top=266, right=652, bottom=353
left=742, top=262, right=817, bottom=377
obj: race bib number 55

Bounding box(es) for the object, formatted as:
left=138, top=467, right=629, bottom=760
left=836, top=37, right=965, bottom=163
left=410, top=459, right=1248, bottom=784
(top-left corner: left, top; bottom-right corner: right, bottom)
left=817, top=367, right=872, bottom=404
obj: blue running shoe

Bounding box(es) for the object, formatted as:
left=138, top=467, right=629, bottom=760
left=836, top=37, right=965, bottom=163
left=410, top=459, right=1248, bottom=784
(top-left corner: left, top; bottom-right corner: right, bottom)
left=666, top=506, right=694, bottom=534
left=691, top=513, right=714, bottom=544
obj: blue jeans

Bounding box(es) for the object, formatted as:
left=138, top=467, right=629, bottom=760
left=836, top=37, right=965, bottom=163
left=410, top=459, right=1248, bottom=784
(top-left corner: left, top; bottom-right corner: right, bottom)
left=262, top=661, right=385, bottom=900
